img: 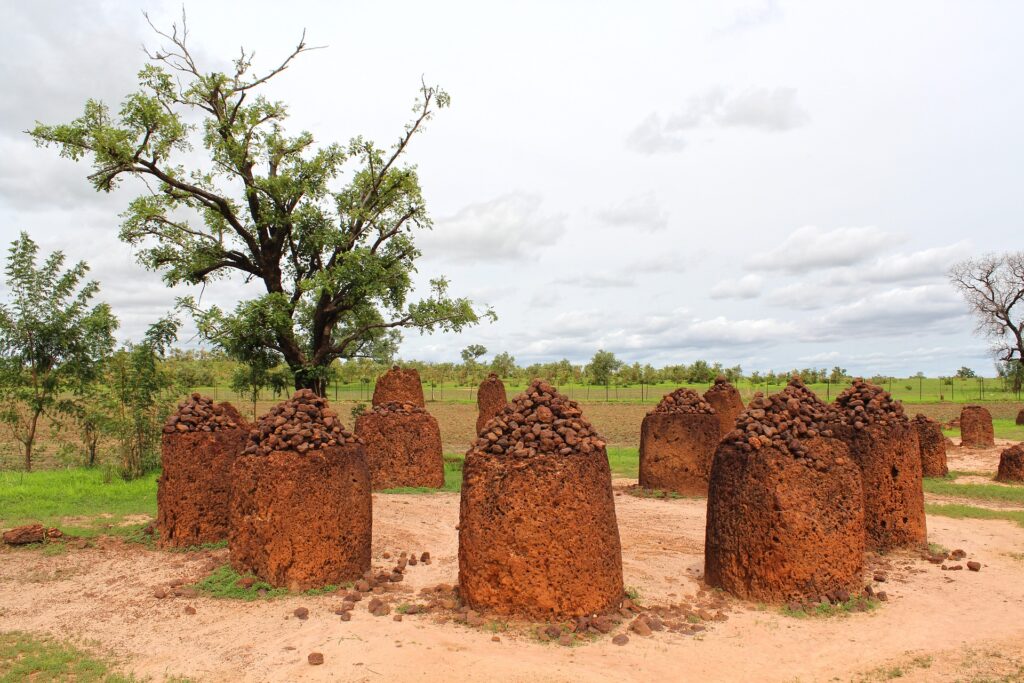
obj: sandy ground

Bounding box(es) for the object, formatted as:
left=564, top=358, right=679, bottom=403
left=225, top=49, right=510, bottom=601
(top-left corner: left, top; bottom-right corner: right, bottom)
left=2, top=441, right=1023, bottom=682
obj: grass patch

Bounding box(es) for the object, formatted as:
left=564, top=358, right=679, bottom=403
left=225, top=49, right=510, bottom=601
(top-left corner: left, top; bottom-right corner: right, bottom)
left=379, top=454, right=464, bottom=494
left=927, top=542, right=950, bottom=556
left=0, top=630, right=139, bottom=682
left=193, top=564, right=345, bottom=600
left=923, top=477, right=1024, bottom=505
left=0, top=468, right=156, bottom=534
left=926, top=503, right=1024, bottom=527
left=607, top=447, right=638, bottom=478
left=624, top=586, right=642, bottom=603
left=782, top=596, right=880, bottom=619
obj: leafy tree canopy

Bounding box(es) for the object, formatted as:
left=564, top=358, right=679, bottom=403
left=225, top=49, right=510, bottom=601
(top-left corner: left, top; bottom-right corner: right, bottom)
left=30, top=12, right=493, bottom=394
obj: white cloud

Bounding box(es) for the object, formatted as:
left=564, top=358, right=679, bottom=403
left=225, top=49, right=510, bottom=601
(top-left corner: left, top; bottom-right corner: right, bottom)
left=627, top=86, right=808, bottom=154
left=746, top=226, right=901, bottom=274
left=824, top=242, right=970, bottom=286
left=420, top=193, right=567, bottom=262
left=719, top=0, right=784, bottom=32
left=809, top=284, right=968, bottom=341
left=554, top=274, right=636, bottom=289
left=595, top=193, right=669, bottom=233
left=710, top=273, right=764, bottom=300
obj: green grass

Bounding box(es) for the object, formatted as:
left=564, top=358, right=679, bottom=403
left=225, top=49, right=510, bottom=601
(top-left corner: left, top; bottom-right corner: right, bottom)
left=926, top=503, right=1024, bottom=528
left=378, top=454, right=464, bottom=494
left=0, top=631, right=140, bottom=682
left=782, top=596, right=880, bottom=619
left=193, top=564, right=345, bottom=600
left=608, top=447, right=638, bottom=478
left=0, top=468, right=157, bottom=537
left=923, top=476, right=1024, bottom=505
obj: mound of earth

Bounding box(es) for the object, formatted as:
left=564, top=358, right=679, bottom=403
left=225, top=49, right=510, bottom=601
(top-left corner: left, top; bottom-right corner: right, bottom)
left=831, top=380, right=925, bottom=552
left=458, top=379, right=623, bottom=618
left=372, top=366, right=425, bottom=407
left=705, top=378, right=865, bottom=602
left=229, top=390, right=371, bottom=589
left=960, top=405, right=995, bottom=448
left=157, top=395, right=248, bottom=548
left=704, top=376, right=744, bottom=438
left=355, top=402, right=444, bottom=489
left=639, top=388, right=719, bottom=495
left=912, top=414, right=948, bottom=478
left=475, top=373, right=508, bottom=436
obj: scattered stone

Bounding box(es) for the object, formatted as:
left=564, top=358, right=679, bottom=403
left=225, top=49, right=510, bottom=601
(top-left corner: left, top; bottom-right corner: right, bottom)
left=293, top=607, right=309, bottom=620
left=2, top=524, right=45, bottom=546
left=873, top=573, right=887, bottom=583
left=308, top=652, right=324, bottom=666
left=340, top=612, right=350, bottom=622
left=968, top=561, right=981, bottom=572
left=876, top=591, right=888, bottom=601
left=612, top=634, right=630, bottom=646
left=237, top=577, right=257, bottom=589
left=393, top=614, right=403, bottom=622
left=491, top=635, right=501, bottom=642
left=184, top=605, right=196, bottom=615
left=630, top=618, right=652, bottom=636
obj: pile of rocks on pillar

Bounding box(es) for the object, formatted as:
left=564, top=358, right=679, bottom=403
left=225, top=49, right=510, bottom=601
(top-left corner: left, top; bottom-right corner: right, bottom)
left=960, top=405, right=995, bottom=448
left=996, top=444, right=1024, bottom=483
left=229, top=390, right=371, bottom=590
left=459, top=379, right=624, bottom=618
left=830, top=380, right=926, bottom=552
left=355, top=401, right=444, bottom=489
left=705, top=379, right=865, bottom=603
left=372, top=366, right=425, bottom=407
left=475, top=373, right=508, bottom=436
left=157, top=394, right=248, bottom=548
left=639, top=388, right=720, bottom=495
left=703, top=375, right=745, bottom=439
left=912, top=414, right=948, bottom=478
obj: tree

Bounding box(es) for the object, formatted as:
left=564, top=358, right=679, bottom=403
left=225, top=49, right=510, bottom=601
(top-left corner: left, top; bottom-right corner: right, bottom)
left=950, top=253, right=1024, bottom=390
left=587, top=350, right=622, bottom=386
left=30, top=12, right=492, bottom=395
left=955, top=366, right=977, bottom=379
left=489, top=352, right=516, bottom=379
left=829, top=366, right=848, bottom=383
left=231, top=361, right=270, bottom=420
left=460, top=344, right=487, bottom=365
left=0, top=233, right=117, bottom=471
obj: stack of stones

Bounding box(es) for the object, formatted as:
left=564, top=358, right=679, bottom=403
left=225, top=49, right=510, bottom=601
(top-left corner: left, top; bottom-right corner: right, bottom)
left=912, top=414, right=948, bottom=477
left=356, top=366, right=444, bottom=490
left=830, top=380, right=926, bottom=551
left=703, top=376, right=745, bottom=439
left=459, top=379, right=624, bottom=618
left=996, top=444, right=1024, bottom=483
left=639, top=388, right=720, bottom=495
left=157, top=394, right=248, bottom=548
left=960, top=405, right=995, bottom=448
left=475, top=373, right=508, bottom=435
left=705, top=378, right=865, bottom=603
left=229, top=389, right=371, bottom=590
left=355, top=401, right=444, bottom=489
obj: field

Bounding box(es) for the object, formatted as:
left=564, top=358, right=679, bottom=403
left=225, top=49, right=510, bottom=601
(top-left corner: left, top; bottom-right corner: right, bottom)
left=3, top=397, right=1024, bottom=682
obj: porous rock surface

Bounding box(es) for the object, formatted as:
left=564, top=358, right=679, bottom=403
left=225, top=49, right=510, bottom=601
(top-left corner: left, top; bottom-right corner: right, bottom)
left=639, top=388, right=720, bottom=495
left=229, top=390, right=371, bottom=589
left=831, top=380, right=926, bottom=552
left=996, top=444, right=1024, bottom=483
left=157, top=394, right=247, bottom=548
left=912, top=414, right=948, bottom=477
left=372, top=366, right=425, bottom=408
left=459, top=379, right=624, bottom=618
left=960, top=405, right=995, bottom=448
left=704, top=376, right=745, bottom=438
left=355, top=402, right=444, bottom=490
left=705, top=378, right=865, bottom=602
left=1016, top=408, right=1024, bottom=426
left=475, top=373, right=508, bottom=436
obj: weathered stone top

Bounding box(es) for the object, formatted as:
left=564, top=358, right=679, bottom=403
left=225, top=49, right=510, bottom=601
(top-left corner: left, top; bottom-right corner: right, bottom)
left=471, top=379, right=605, bottom=458
left=831, top=379, right=908, bottom=430
left=163, top=393, right=241, bottom=434
left=649, top=388, right=716, bottom=416
left=705, top=375, right=739, bottom=397
left=368, top=401, right=429, bottom=416
left=724, top=378, right=835, bottom=463
left=912, top=413, right=939, bottom=426
left=244, top=389, right=360, bottom=456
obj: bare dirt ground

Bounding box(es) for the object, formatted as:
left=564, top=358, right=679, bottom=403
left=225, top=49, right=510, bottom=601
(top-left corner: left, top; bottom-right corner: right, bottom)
left=2, top=439, right=1024, bottom=682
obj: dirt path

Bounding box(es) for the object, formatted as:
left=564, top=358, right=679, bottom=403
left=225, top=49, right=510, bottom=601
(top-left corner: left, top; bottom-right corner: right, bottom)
left=3, top=484, right=1024, bottom=683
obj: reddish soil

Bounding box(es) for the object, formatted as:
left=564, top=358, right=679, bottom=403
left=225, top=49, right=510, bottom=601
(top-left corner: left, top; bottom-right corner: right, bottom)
left=996, top=444, right=1024, bottom=483
left=638, top=413, right=719, bottom=495
left=961, top=405, right=995, bottom=448
left=229, top=446, right=372, bottom=590
left=705, top=382, right=865, bottom=602
left=355, top=404, right=444, bottom=490
left=913, top=414, right=949, bottom=478
left=703, top=376, right=744, bottom=438
left=475, top=373, right=507, bottom=436
left=372, top=366, right=425, bottom=407
left=459, top=380, right=623, bottom=618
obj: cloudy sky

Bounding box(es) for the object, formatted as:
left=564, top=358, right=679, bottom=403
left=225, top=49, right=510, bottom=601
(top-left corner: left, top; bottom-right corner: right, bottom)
left=1, top=1, right=1020, bottom=376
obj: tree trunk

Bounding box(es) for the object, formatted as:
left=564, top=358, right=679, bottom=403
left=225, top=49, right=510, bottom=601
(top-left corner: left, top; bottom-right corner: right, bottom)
left=24, top=410, right=41, bottom=472
left=293, top=370, right=328, bottom=397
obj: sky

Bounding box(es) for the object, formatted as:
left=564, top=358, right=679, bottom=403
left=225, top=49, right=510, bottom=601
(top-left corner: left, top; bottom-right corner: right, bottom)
left=0, top=1, right=1020, bottom=376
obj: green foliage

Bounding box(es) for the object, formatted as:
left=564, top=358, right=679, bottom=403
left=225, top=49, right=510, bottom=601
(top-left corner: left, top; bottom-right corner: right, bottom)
left=0, top=233, right=118, bottom=471
left=922, top=477, right=1024, bottom=504
left=781, top=596, right=880, bottom=619
left=194, top=565, right=288, bottom=600
left=460, top=344, right=487, bottom=364
left=0, top=631, right=141, bottom=682
left=586, top=349, right=622, bottom=386
left=31, top=15, right=492, bottom=391
left=488, top=351, right=516, bottom=378
left=956, top=366, right=978, bottom=379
